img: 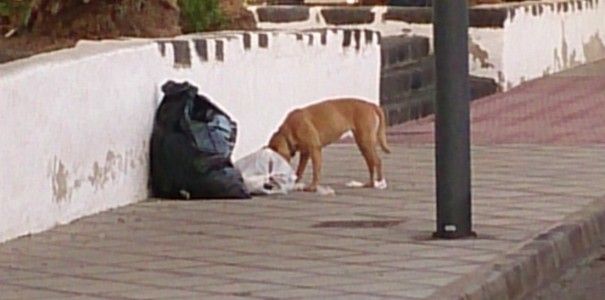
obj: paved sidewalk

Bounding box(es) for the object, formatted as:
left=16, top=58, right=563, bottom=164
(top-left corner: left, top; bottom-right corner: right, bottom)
left=389, top=59, right=605, bottom=145
left=1, top=61, right=605, bottom=300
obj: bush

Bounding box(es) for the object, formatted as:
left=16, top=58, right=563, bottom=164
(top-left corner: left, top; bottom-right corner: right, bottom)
left=0, top=0, right=236, bottom=37
left=178, top=0, right=225, bottom=33
left=0, top=0, right=33, bottom=28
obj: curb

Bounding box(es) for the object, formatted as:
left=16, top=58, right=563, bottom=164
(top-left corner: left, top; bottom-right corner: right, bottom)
left=435, top=198, right=605, bottom=300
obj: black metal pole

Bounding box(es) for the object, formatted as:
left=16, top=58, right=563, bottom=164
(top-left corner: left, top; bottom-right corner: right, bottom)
left=432, top=0, right=474, bottom=239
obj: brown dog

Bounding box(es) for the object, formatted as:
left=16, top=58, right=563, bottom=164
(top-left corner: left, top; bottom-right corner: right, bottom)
left=268, top=98, right=391, bottom=192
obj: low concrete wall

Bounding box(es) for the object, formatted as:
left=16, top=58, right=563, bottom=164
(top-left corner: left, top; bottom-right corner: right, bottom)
left=251, top=0, right=605, bottom=90
left=0, top=29, right=380, bottom=243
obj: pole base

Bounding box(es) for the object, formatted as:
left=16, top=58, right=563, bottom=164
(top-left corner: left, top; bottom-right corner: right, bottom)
left=432, top=230, right=477, bottom=239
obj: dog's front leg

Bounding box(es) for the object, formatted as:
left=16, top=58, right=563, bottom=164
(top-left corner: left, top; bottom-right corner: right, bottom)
left=295, top=152, right=309, bottom=183
left=303, top=148, right=322, bottom=192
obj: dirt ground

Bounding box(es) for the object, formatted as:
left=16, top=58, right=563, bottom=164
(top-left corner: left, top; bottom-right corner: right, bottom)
left=0, top=0, right=255, bottom=64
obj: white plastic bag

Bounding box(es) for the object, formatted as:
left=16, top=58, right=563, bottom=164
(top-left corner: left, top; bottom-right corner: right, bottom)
left=234, top=148, right=297, bottom=195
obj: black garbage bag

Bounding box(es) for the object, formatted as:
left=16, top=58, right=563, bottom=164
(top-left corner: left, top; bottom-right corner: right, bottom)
left=150, top=81, right=250, bottom=199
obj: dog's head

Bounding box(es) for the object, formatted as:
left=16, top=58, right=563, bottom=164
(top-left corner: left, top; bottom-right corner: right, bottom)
left=268, top=130, right=296, bottom=162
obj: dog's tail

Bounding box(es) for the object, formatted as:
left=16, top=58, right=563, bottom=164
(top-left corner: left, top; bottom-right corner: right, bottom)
left=375, top=105, right=391, bottom=154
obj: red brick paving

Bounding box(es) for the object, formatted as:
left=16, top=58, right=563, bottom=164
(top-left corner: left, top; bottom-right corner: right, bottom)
left=387, top=66, right=605, bottom=145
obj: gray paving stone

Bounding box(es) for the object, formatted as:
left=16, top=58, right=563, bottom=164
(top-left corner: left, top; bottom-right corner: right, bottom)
left=6, top=276, right=141, bottom=294
left=1, top=143, right=605, bottom=299
left=0, top=284, right=77, bottom=300
left=98, top=287, right=209, bottom=300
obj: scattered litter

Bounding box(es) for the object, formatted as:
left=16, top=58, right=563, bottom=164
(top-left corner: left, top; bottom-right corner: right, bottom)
left=235, top=148, right=297, bottom=195
left=4, top=28, right=16, bottom=38
left=346, top=180, right=364, bottom=188
left=179, top=190, right=191, bottom=200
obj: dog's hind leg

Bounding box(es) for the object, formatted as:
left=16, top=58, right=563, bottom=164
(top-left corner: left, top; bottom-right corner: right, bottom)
left=353, top=131, right=382, bottom=187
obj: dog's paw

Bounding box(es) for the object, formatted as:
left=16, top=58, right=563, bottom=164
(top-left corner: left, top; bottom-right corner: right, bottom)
left=374, top=179, right=388, bottom=190
left=293, top=182, right=306, bottom=191
left=316, top=185, right=335, bottom=196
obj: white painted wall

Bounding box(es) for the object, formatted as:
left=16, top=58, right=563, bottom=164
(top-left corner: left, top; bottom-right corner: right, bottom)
left=0, top=29, right=380, bottom=243
left=252, top=0, right=605, bottom=90
left=502, top=1, right=605, bottom=88
left=0, top=42, right=157, bottom=243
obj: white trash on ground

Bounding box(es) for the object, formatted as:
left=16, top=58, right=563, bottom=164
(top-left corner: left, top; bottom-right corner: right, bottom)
left=234, top=148, right=297, bottom=195
left=345, top=180, right=364, bottom=188
left=236, top=148, right=384, bottom=196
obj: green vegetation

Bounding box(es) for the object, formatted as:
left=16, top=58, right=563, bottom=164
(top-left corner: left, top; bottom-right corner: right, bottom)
left=0, top=0, right=228, bottom=34
left=178, top=0, right=225, bottom=32
left=0, top=0, right=33, bottom=27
